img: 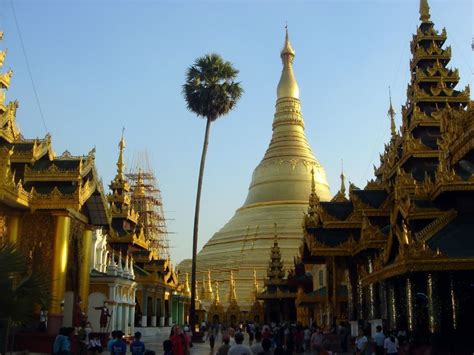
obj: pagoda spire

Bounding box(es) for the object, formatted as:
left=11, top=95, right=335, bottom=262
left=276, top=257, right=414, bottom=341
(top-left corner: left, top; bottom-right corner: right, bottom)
left=184, top=272, right=191, bottom=297
left=419, top=0, right=431, bottom=22
left=340, top=160, right=346, bottom=196
left=277, top=25, right=299, bottom=100
left=228, top=270, right=237, bottom=303
left=116, top=128, right=126, bottom=181
left=388, top=87, right=396, bottom=138
left=266, top=225, right=285, bottom=283
left=206, top=269, right=214, bottom=300
left=252, top=268, right=259, bottom=299
left=213, top=281, right=220, bottom=304
left=200, top=273, right=208, bottom=299
left=133, top=168, right=146, bottom=196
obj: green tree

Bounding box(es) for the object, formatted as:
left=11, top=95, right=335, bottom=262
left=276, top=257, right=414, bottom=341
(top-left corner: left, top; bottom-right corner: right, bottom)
left=182, top=53, right=243, bottom=330
left=0, top=242, right=49, bottom=354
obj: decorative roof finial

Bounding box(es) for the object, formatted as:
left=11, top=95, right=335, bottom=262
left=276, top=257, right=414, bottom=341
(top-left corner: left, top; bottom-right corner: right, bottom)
left=388, top=87, right=396, bottom=137
left=340, top=159, right=346, bottom=196
left=116, top=128, right=126, bottom=180
left=419, top=0, right=431, bottom=22
left=311, top=167, right=316, bottom=194
left=282, top=23, right=295, bottom=57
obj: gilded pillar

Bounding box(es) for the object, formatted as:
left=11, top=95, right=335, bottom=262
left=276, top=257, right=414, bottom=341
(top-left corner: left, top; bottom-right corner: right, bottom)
left=357, top=275, right=363, bottom=320
left=346, top=269, right=354, bottom=320
left=406, top=276, right=415, bottom=332
left=427, top=273, right=439, bottom=333
left=7, top=214, right=21, bottom=243
left=388, top=282, right=397, bottom=329
left=48, top=214, right=71, bottom=333
left=379, top=281, right=388, bottom=320
left=79, top=227, right=93, bottom=311
left=449, top=275, right=458, bottom=330
left=368, top=283, right=375, bottom=320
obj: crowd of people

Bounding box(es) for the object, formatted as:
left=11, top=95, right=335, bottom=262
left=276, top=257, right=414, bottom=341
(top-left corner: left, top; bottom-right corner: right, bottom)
left=52, top=323, right=153, bottom=355
left=52, top=320, right=406, bottom=355
left=189, top=321, right=406, bottom=355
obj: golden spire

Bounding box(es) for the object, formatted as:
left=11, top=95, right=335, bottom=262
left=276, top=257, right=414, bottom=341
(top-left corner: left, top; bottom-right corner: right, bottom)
left=311, top=167, right=316, bottom=194
left=388, top=87, right=396, bottom=137
left=419, top=0, right=431, bottom=22
left=133, top=168, right=146, bottom=196
left=277, top=25, right=299, bottom=99
left=253, top=268, right=259, bottom=297
left=213, top=281, right=220, bottom=304
left=200, top=274, right=207, bottom=299
left=184, top=272, right=191, bottom=296
left=228, top=270, right=237, bottom=302
left=340, top=160, right=346, bottom=196
left=206, top=269, right=214, bottom=299
left=116, top=128, right=126, bottom=181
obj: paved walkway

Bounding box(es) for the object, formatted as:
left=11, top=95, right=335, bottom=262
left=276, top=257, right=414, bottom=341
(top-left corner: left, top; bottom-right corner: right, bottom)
left=142, top=330, right=222, bottom=355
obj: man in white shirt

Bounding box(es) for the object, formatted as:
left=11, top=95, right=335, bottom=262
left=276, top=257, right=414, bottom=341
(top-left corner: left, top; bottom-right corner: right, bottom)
left=229, top=332, right=252, bottom=355
left=373, top=325, right=385, bottom=355
left=250, top=331, right=263, bottom=355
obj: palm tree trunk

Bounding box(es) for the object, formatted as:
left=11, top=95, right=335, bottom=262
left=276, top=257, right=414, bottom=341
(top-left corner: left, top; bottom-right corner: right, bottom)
left=190, top=117, right=212, bottom=333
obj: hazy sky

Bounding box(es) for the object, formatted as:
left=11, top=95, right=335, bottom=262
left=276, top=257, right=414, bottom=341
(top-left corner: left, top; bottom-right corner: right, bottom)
left=0, top=0, right=471, bottom=265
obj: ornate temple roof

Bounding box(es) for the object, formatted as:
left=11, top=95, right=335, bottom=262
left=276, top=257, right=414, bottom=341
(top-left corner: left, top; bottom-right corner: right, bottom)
left=301, top=0, right=474, bottom=288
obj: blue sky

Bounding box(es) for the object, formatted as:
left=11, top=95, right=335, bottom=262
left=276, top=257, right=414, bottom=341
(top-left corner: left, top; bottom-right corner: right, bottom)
left=0, top=0, right=471, bottom=264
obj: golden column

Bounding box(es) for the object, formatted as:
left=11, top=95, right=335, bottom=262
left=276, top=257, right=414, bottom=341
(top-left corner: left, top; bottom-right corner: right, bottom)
left=48, top=213, right=71, bottom=333
left=427, top=273, right=439, bottom=334
left=406, top=277, right=415, bottom=332
left=7, top=214, right=21, bottom=243
left=79, top=226, right=94, bottom=311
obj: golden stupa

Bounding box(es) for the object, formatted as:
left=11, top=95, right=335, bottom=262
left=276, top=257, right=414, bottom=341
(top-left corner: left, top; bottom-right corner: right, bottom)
left=179, top=29, right=331, bottom=308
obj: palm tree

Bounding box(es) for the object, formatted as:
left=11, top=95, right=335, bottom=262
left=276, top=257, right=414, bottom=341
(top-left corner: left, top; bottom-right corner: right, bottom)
left=0, top=242, right=49, bottom=354
left=183, top=53, right=243, bottom=330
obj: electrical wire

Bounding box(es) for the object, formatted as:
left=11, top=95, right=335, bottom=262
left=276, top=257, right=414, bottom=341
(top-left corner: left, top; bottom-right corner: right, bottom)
left=10, top=0, right=48, bottom=133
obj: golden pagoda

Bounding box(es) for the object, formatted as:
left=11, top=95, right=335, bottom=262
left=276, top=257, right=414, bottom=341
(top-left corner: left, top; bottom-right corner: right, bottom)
left=179, top=28, right=331, bottom=308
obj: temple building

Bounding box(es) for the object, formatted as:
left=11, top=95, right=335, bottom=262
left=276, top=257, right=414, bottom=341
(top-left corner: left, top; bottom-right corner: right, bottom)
left=0, top=31, right=110, bottom=335
left=296, top=0, right=473, bottom=349
left=178, top=28, right=331, bottom=310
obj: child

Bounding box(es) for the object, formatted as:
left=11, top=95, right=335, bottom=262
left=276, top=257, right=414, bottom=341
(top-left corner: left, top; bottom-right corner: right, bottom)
left=130, top=332, right=146, bottom=355
left=163, top=339, right=173, bottom=355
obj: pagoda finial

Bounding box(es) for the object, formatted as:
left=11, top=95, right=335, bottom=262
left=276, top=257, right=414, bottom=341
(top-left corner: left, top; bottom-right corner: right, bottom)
left=253, top=268, right=259, bottom=296
left=134, top=168, right=146, bottom=196
left=277, top=25, right=299, bottom=99
left=388, top=87, right=396, bottom=137
left=340, top=160, right=346, bottom=196
left=207, top=269, right=214, bottom=298
left=228, top=270, right=237, bottom=302
left=184, top=272, right=191, bottom=296
left=116, top=128, right=126, bottom=181
left=214, top=281, right=220, bottom=304
left=419, top=0, right=431, bottom=22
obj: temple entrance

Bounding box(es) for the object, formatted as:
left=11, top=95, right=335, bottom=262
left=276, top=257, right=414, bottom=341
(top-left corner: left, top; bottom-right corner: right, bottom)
left=213, top=315, right=219, bottom=324
left=147, top=296, right=153, bottom=326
